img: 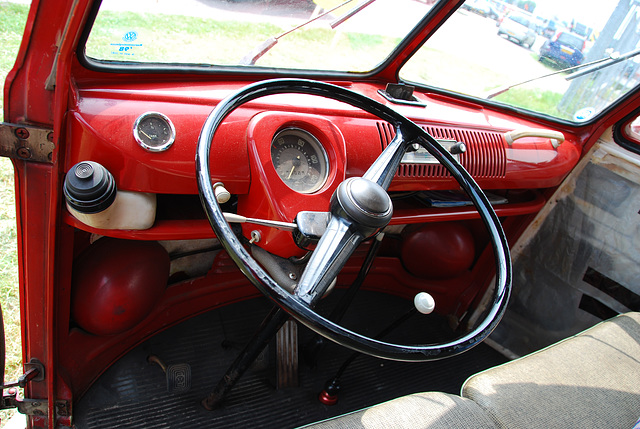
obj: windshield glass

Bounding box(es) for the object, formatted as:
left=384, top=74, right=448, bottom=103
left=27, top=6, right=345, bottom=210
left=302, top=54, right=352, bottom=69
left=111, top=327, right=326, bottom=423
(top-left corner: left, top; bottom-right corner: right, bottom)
left=401, top=0, right=634, bottom=122
left=84, top=0, right=434, bottom=72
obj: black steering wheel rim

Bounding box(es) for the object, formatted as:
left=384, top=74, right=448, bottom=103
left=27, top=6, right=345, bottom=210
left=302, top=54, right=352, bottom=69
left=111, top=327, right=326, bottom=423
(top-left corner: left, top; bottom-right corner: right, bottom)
left=197, top=78, right=511, bottom=362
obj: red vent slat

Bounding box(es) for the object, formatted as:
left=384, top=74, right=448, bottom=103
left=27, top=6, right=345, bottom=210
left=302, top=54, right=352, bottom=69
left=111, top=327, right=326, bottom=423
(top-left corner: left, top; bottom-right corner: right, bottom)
left=376, top=122, right=506, bottom=179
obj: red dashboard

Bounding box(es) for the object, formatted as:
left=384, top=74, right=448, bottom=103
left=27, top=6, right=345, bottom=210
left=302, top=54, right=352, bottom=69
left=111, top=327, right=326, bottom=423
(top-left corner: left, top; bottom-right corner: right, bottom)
left=63, top=81, right=580, bottom=251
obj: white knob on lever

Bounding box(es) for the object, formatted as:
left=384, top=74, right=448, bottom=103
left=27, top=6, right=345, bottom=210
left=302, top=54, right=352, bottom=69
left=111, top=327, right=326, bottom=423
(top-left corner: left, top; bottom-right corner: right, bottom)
left=414, top=292, right=436, bottom=315
left=213, top=182, right=231, bottom=204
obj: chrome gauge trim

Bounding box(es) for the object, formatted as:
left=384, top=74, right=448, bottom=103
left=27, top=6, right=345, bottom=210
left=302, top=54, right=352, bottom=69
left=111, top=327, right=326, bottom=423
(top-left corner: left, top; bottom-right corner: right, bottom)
left=133, top=111, right=176, bottom=152
left=270, top=128, right=329, bottom=194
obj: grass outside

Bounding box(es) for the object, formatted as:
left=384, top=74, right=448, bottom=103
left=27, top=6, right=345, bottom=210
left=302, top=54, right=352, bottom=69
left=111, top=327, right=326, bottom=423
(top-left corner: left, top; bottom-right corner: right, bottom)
left=400, top=45, right=566, bottom=117
left=1, top=1, right=29, bottom=426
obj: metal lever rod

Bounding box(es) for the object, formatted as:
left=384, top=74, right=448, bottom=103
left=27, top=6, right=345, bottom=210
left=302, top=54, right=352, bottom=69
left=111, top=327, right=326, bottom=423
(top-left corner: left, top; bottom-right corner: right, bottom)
left=223, top=212, right=297, bottom=231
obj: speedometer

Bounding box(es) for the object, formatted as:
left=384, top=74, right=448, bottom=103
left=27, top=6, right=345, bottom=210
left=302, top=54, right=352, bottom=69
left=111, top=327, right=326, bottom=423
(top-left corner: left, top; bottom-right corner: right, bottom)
left=271, top=128, right=328, bottom=194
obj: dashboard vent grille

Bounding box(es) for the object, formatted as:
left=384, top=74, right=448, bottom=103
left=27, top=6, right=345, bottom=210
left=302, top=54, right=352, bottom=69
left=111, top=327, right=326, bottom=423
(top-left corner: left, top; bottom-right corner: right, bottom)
left=376, top=122, right=507, bottom=179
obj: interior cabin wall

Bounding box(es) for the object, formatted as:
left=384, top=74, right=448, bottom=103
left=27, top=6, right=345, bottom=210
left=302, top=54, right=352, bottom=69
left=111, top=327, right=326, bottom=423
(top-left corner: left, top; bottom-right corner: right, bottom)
left=490, top=128, right=640, bottom=357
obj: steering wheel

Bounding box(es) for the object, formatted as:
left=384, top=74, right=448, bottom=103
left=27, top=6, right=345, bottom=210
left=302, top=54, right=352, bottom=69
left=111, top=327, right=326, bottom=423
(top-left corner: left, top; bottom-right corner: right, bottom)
left=196, top=78, right=511, bottom=362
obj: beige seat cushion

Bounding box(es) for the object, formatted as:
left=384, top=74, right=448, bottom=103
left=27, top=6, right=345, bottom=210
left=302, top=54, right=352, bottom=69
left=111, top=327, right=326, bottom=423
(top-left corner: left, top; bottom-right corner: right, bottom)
left=462, top=312, right=640, bottom=428
left=302, top=391, right=497, bottom=428
left=304, top=313, right=640, bottom=429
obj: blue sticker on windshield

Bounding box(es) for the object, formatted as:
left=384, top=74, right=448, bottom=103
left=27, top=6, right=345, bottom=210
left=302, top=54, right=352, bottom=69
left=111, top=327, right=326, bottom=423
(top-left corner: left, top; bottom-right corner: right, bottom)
left=110, top=31, right=142, bottom=56
left=574, top=107, right=596, bottom=122
left=123, top=31, right=138, bottom=42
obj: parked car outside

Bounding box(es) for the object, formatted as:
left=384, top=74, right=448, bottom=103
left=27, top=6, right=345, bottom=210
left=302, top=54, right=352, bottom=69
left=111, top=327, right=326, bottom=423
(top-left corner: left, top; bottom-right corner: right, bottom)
left=533, top=16, right=557, bottom=38
left=542, top=19, right=558, bottom=38
left=539, top=30, right=586, bottom=67
left=498, top=12, right=537, bottom=48
left=463, top=0, right=498, bottom=19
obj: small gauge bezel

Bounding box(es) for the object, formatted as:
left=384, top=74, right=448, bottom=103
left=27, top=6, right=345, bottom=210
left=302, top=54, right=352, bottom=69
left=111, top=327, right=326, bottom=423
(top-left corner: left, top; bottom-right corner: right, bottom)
left=133, top=111, right=176, bottom=152
left=270, top=128, right=329, bottom=194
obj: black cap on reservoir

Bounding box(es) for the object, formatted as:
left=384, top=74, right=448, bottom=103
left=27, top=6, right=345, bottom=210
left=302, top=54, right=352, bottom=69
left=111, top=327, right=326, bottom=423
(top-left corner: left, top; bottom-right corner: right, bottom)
left=63, top=161, right=117, bottom=214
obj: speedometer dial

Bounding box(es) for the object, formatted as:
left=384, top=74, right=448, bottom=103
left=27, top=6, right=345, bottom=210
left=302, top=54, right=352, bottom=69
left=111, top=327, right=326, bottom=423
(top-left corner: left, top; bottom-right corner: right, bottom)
left=271, top=128, right=328, bottom=194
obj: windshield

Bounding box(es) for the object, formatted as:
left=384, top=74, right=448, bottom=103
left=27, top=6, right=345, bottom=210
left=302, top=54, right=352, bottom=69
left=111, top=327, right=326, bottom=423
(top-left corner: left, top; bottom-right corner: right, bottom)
left=84, top=0, right=639, bottom=123
left=84, top=0, right=433, bottom=72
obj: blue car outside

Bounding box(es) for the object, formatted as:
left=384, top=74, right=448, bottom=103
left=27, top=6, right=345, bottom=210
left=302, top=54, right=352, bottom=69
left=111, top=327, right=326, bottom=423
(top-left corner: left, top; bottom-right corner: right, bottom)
left=539, top=31, right=586, bottom=67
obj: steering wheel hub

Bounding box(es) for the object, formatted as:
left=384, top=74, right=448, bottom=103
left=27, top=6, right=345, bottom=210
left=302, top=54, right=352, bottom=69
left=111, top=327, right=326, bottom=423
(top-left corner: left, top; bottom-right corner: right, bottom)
left=333, top=177, right=392, bottom=229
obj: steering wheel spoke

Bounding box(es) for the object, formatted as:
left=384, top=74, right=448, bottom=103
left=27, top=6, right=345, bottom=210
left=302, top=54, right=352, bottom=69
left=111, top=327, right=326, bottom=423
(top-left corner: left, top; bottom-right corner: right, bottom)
left=294, top=216, right=363, bottom=306
left=362, top=126, right=411, bottom=189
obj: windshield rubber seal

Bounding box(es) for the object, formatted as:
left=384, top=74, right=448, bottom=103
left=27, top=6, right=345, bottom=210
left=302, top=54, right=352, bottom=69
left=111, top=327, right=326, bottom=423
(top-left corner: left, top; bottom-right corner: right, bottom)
left=613, top=106, right=640, bottom=156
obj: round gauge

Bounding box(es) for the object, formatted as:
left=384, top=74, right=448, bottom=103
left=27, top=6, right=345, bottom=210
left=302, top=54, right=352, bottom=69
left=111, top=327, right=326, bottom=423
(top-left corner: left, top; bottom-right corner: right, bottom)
left=133, top=112, right=176, bottom=152
left=271, top=128, right=329, bottom=194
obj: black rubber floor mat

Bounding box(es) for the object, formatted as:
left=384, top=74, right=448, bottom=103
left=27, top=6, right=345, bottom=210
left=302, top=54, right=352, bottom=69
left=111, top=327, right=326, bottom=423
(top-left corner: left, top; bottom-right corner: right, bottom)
left=74, top=291, right=507, bottom=428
